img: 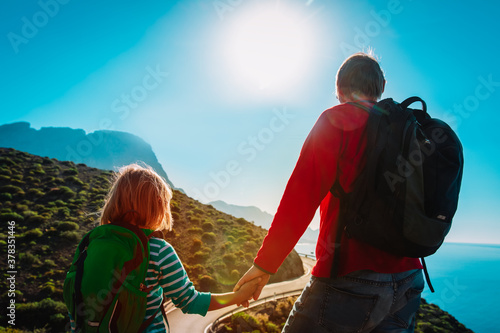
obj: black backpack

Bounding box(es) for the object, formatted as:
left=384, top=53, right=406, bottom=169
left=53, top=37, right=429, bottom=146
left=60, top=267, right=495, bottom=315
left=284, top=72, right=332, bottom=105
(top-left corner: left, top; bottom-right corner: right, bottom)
left=330, top=97, right=464, bottom=292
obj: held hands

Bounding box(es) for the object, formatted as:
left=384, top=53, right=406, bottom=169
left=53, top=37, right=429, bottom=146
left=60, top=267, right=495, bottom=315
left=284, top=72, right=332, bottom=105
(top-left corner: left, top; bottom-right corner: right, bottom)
left=233, top=265, right=271, bottom=307
left=209, top=276, right=263, bottom=311
left=233, top=276, right=262, bottom=308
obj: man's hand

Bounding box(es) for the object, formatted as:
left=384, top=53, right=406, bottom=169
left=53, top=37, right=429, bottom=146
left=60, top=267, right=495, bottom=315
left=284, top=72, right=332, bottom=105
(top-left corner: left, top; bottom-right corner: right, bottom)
left=233, top=265, right=270, bottom=306
left=233, top=276, right=261, bottom=307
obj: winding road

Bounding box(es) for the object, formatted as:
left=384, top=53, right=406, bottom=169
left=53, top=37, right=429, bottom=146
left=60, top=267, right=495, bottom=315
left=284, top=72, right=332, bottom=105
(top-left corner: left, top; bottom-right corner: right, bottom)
left=166, top=256, right=316, bottom=332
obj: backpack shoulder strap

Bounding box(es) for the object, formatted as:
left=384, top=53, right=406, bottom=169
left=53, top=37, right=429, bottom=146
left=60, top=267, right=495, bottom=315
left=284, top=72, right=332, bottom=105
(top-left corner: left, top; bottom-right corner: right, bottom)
left=137, top=230, right=168, bottom=332
left=74, top=231, right=92, bottom=331
left=148, top=230, right=165, bottom=240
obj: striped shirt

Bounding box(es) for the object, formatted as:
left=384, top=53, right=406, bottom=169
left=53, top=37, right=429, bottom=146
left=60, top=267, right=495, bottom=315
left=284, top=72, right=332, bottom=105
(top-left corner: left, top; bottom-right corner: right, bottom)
left=144, top=237, right=211, bottom=332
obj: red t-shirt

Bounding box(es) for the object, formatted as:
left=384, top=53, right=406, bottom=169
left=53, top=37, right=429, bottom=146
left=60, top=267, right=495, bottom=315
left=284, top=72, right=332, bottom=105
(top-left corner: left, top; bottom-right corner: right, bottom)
left=254, top=103, right=422, bottom=277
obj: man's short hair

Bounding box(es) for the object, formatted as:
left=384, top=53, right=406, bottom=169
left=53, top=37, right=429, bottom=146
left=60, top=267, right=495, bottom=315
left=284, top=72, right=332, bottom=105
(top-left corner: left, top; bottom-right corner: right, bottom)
left=336, top=52, right=385, bottom=101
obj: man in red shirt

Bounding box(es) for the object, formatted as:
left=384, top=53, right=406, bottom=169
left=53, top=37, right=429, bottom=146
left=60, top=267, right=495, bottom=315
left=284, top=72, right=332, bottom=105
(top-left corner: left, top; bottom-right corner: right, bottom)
left=235, top=53, right=424, bottom=332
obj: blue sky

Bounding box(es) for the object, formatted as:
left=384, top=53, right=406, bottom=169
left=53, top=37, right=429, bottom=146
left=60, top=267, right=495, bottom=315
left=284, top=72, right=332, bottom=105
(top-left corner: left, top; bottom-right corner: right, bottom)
left=1, top=0, right=499, bottom=244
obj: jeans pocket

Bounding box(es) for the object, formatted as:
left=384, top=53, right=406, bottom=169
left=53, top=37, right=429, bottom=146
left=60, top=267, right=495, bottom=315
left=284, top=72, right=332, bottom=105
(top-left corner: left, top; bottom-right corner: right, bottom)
left=393, top=273, right=424, bottom=328
left=319, top=285, right=378, bottom=333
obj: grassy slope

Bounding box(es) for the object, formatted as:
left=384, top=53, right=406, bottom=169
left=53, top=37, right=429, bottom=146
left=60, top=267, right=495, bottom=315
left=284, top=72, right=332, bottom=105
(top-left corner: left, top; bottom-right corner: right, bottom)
left=0, top=148, right=303, bottom=332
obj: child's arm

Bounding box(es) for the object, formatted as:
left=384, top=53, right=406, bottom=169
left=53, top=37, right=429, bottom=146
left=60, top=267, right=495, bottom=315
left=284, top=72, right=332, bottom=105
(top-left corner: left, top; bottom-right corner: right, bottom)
left=208, top=277, right=261, bottom=311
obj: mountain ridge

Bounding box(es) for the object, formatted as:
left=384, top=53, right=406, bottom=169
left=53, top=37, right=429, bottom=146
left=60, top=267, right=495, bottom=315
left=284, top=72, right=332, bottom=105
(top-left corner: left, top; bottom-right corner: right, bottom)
left=0, top=121, right=174, bottom=188
left=209, top=200, right=320, bottom=244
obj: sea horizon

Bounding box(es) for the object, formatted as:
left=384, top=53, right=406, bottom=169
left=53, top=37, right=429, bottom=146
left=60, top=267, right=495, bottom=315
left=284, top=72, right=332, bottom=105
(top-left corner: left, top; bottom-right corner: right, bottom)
left=294, top=241, right=500, bottom=333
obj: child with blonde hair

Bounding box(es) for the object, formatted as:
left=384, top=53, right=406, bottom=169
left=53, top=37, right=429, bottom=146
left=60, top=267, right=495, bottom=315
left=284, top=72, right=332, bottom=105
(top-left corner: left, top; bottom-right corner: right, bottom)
left=66, top=163, right=260, bottom=332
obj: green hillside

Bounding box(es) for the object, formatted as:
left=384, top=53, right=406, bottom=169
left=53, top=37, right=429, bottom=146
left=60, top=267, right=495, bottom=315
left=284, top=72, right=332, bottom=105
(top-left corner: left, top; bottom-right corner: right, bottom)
left=0, top=148, right=303, bottom=332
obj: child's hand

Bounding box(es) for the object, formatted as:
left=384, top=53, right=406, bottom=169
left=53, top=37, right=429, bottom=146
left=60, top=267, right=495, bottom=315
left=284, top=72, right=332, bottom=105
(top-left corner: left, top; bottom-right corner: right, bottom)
left=234, top=277, right=261, bottom=307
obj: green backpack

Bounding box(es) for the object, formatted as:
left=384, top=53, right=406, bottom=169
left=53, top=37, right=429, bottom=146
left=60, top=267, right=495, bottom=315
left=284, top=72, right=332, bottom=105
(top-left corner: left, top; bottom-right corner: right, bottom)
left=63, top=222, right=165, bottom=332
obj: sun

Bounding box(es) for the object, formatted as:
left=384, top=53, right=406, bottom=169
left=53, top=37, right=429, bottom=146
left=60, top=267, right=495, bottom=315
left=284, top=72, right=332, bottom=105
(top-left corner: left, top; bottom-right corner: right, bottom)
left=222, top=4, right=316, bottom=93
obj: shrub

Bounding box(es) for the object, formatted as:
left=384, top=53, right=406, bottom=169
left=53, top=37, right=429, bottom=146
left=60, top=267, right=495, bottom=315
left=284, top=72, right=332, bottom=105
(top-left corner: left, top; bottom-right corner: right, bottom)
left=243, top=240, right=259, bottom=252
left=244, top=253, right=254, bottom=262
left=199, top=275, right=217, bottom=291
left=60, top=230, right=79, bottom=242
left=230, top=269, right=240, bottom=282
left=171, top=211, right=180, bottom=221
left=231, top=312, right=260, bottom=330
left=275, top=296, right=296, bottom=318
left=17, top=298, right=68, bottom=332
left=191, top=238, right=202, bottom=251
left=193, top=251, right=210, bottom=262
left=65, top=175, right=84, bottom=186
left=57, top=186, right=76, bottom=199
left=23, top=228, right=43, bottom=239
left=189, top=216, right=201, bottom=225
left=0, top=167, right=12, bottom=175
left=44, top=259, right=57, bottom=267
left=201, top=221, right=214, bottom=232
left=56, top=206, right=71, bottom=218
left=0, top=156, right=17, bottom=166
left=15, top=203, right=29, bottom=211
left=63, top=167, right=78, bottom=175
left=0, top=192, right=12, bottom=201
left=43, top=157, right=55, bottom=165
left=0, top=212, right=24, bottom=223
left=217, top=218, right=230, bottom=225
left=237, top=236, right=250, bottom=243
left=27, top=188, right=45, bottom=198
left=170, top=200, right=180, bottom=212
left=223, top=253, right=237, bottom=267
left=20, top=252, right=42, bottom=266
left=34, top=167, right=46, bottom=175
left=56, top=221, right=80, bottom=231
left=201, top=232, right=217, bottom=244
left=265, top=322, right=281, bottom=333
left=193, top=207, right=204, bottom=215
left=236, top=217, right=247, bottom=224
left=0, top=175, right=10, bottom=182
left=53, top=177, right=64, bottom=184
left=187, top=227, right=203, bottom=234
left=186, top=263, right=205, bottom=277
left=54, top=199, right=67, bottom=207
left=26, top=216, right=47, bottom=226
left=0, top=184, right=24, bottom=194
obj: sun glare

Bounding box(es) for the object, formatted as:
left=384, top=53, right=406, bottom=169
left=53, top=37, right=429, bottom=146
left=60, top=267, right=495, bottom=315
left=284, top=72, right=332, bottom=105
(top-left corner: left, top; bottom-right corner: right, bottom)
left=223, top=4, right=316, bottom=94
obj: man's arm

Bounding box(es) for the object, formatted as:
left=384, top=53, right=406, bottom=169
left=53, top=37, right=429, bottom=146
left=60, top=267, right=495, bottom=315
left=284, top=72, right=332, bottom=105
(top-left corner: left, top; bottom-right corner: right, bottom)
left=235, top=107, right=348, bottom=299
left=252, top=109, right=344, bottom=274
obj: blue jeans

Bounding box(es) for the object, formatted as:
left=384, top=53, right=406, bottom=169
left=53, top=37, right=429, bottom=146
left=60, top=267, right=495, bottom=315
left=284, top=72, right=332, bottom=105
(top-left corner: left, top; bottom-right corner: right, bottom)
left=282, top=269, right=424, bottom=333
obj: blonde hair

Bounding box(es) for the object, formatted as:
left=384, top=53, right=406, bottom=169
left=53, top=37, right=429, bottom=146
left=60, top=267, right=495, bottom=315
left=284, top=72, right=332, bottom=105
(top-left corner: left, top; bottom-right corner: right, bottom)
left=336, top=52, right=385, bottom=101
left=100, top=163, right=173, bottom=231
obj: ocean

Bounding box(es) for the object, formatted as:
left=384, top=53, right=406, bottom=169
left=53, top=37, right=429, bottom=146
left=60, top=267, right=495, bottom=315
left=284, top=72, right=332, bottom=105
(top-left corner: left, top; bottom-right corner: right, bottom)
left=294, top=242, right=500, bottom=333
